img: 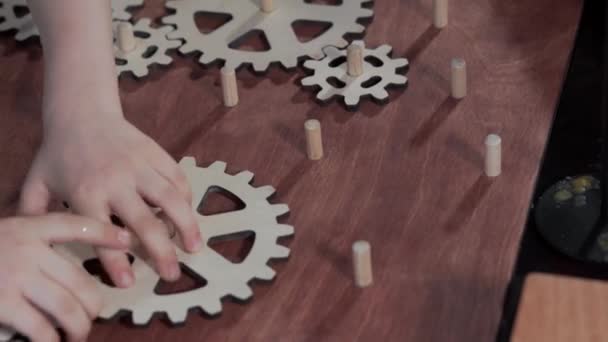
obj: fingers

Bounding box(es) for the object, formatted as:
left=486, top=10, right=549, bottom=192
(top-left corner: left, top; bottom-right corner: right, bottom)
left=111, top=194, right=180, bottom=282
left=19, top=175, right=51, bottom=216
left=41, top=248, right=103, bottom=319
left=138, top=168, right=201, bottom=253
left=23, top=213, right=131, bottom=249
left=0, top=295, right=58, bottom=342
left=23, top=274, right=90, bottom=342
left=68, top=200, right=134, bottom=289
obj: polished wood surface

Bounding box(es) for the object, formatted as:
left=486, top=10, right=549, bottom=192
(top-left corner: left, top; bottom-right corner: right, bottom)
left=0, top=0, right=583, bottom=341
left=512, top=273, right=608, bottom=342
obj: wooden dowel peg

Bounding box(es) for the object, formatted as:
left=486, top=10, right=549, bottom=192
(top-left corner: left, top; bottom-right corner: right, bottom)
left=304, top=119, right=323, bottom=160
left=221, top=67, right=239, bottom=107
left=485, top=134, right=502, bottom=177
left=352, top=241, right=373, bottom=288
left=117, top=22, right=137, bottom=53
left=261, top=0, right=275, bottom=13
left=347, top=41, right=365, bottom=77
left=451, top=58, right=467, bottom=99
left=433, top=0, right=448, bottom=29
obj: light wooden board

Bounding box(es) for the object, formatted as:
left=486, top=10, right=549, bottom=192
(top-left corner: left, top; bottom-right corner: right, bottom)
left=512, top=273, right=608, bottom=342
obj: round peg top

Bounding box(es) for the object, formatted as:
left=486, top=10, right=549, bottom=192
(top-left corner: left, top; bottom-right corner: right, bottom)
left=304, top=119, right=321, bottom=131
left=485, top=134, right=501, bottom=147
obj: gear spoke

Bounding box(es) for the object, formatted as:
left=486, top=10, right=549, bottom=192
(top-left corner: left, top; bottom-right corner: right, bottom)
left=198, top=208, right=266, bottom=240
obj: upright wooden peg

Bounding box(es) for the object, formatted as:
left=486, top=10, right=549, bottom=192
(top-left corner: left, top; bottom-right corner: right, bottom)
left=485, top=134, right=502, bottom=177
left=451, top=58, right=467, bottom=99
left=433, top=0, right=448, bottom=29
left=117, top=22, right=137, bottom=53
left=261, top=0, right=275, bottom=13
left=221, top=67, right=239, bottom=107
left=352, top=241, right=373, bottom=288
left=304, top=119, right=324, bottom=160
left=347, top=41, right=365, bottom=77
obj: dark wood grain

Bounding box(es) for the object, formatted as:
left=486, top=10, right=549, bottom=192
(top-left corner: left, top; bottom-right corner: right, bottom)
left=512, top=273, right=608, bottom=342
left=0, top=0, right=582, bottom=341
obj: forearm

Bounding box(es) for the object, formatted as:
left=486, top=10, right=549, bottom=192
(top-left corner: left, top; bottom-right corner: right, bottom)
left=27, top=0, right=122, bottom=128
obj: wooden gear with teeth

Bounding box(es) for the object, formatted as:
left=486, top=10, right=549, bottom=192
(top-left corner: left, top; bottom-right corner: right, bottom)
left=301, top=43, right=409, bottom=108
left=113, top=19, right=182, bottom=78
left=161, top=0, right=374, bottom=72
left=53, top=157, right=294, bottom=325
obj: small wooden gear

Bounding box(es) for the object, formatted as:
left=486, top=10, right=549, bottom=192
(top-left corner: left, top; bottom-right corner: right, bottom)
left=113, top=18, right=182, bottom=78
left=54, top=157, right=294, bottom=325
left=0, top=0, right=143, bottom=41
left=301, top=43, right=409, bottom=108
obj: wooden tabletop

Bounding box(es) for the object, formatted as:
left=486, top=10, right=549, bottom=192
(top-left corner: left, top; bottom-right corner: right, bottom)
left=0, top=0, right=583, bottom=341
left=512, top=273, right=608, bottom=342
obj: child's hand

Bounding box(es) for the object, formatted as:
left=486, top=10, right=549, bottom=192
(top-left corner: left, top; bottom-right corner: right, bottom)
left=19, top=114, right=202, bottom=288
left=0, top=213, right=131, bottom=342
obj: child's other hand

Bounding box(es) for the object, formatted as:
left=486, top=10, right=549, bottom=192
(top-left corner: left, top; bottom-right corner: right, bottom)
left=0, top=213, right=131, bottom=342
left=19, top=114, right=202, bottom=288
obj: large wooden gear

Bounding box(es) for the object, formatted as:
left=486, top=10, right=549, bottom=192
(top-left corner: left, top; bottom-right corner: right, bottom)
left=161, top=0, right=374, bottom=72
left=114, top=19, right=182, bottom=78
left=0, top=0, right=143, bottom=41
left=54, top=157, right=294, bottom=325
left=301, top=43, right=409, bottom=107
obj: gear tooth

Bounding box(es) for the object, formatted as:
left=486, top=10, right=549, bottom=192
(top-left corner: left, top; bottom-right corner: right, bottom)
left=335, top=38, right=349, bottom=48
left=358, top=8, right=374, bottom=18
left=318, top=89, right=334, bottom=101
left=394, top=58, right=409, bottom=68
left=165, top=0, right=178, bottom=9
left=252, top=61, right=269, bottom=72
left=162, top=14, right=177, bottom=25
left=236, top=170, right=254, bottom=182
left=179, top=42, right=196, bottom=54
left=168, top=39, right=182, bottom=49
left=256, top=185, right=276, bottom=198
left=344, top=94, right=360, bottom=107
left=391, top=75, right=408, bottom=85
left=179, top=157, right=197, bottom=168
left=281, top=58, right=298, bottom=69
left=371, top=88, right=389, bottom=101
left=271, top=245, right=290, bottom=259
left=158, top=55, right=173, bottom=65
left=139, top=17, right=152, bottom=27
left=208, top=161, right=227, bottom=172
left=270, top=204, right=289, bottom=216
left=131, top=310, right=153, bottom=325
left=202, top=299, right=223, bottom=316
left=352, top=23, right=366, bottom=33
left=275, top=224, right=295, bottom=237
left=199, top=53, right=215, bottom=64
left=133, top=66, right=149, bottom=78
left=256, top=266, right=277, bottom=280
left=301, top=76, right=316, bottom=86
left=231, top=284, right=253, bottom=300
left=376, top=44, right=393, bottom=55
left=166, top=309, right=188, bottom=324
left=99, top=304, right=121, bottom=320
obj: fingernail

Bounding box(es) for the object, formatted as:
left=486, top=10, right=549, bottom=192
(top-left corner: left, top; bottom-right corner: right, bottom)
left=119, top=271, right=134, bottom=288
left=189, top=231, right=203, bottom=252
left=118, top=230, right=131, bottom=245
left=167, top=263, right=181, bottom=281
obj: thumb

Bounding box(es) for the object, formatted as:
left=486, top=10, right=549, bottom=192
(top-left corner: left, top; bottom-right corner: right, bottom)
left=19, top=175, right=51, bottom=216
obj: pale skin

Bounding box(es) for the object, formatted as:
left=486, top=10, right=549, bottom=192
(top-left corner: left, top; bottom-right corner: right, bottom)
left=0, top=0, right=202, bottom=340
left=0, top=214, right=132, bottom=342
